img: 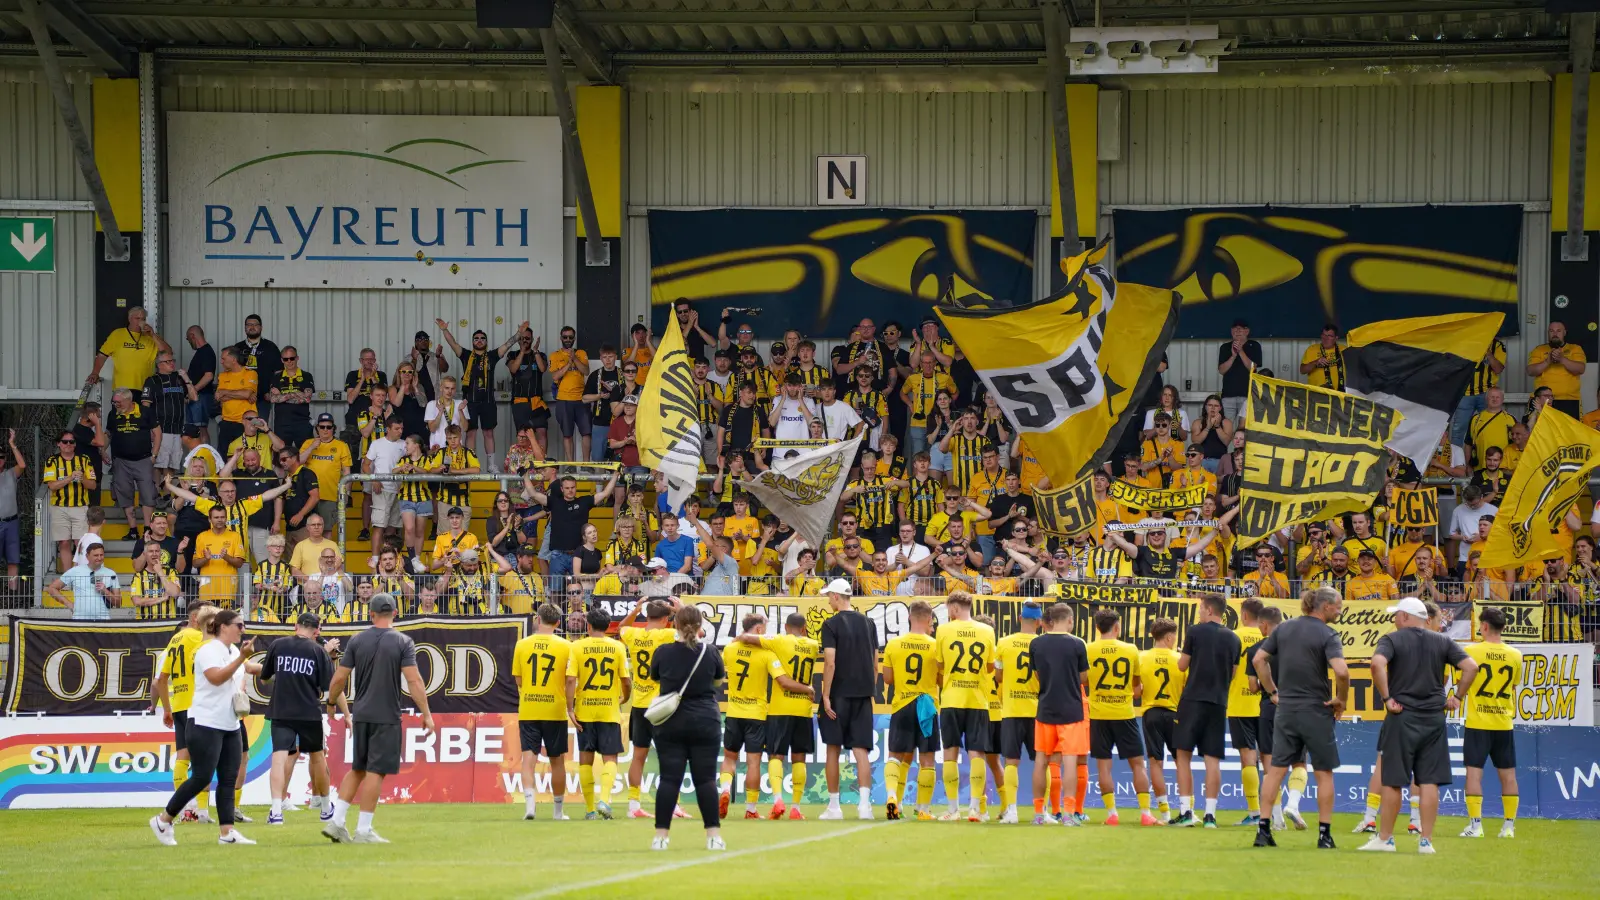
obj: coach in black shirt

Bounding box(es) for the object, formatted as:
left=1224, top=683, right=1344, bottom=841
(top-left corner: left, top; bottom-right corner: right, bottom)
left=819, top=578, right=877, bottom=820
left=1030, top=603, right=1089, bottom=817
left=526, top=471, right=620, bottom=593
left=1172, top=593, right=1240, bottom=827
left=260, top=612, right=339, bottom=823
left=1216, top=318, right=1262, bottom=424
left=1365, top=597, right=1476, bottom=852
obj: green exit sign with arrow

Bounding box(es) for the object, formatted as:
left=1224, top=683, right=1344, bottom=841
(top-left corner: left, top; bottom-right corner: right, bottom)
left=0, top=216, right=55, bottom=273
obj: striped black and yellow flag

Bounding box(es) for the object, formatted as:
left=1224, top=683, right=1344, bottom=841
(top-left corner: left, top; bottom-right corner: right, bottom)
left=1344, top=313, right=1504, bottom=470
left=1237, top=373, right=1401, bottom=547
left=1480, top=406, right=1600, bottom=571
left=936, top=242, right=1180, bottom=487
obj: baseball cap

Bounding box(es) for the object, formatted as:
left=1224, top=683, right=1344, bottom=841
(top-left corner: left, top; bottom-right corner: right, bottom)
left=623, top=394, right=639, bottom=406
left=1357, top=548, right=1378, bottom=560
left=296, top=611, right=321, bottom=628
left=1020, top=603, right=1043, bottom=621
left=1232, top=317, right=1250, bottom=328
left=181, top=424, right=201, bottom=438
left=459, top=548, right=478, bottom=562
left=822, top=578, right=853, bottom=597
left=920, top=315, right=939, bottom=327
left=770, top=341, right=787, bottom=355
left=448, top=505, right=465, bottom=517
left=619, top=555, right=645, bottom=570
left=1386, top=597, right=1429, bottom=618
left=415, top=330, right=431, bottom=340
left=370, top=593, right=398, bottom=614
left=631, top=322, right=648, bottom=333
left=316, top=412, right=336, bottom=425
left=645, top=556, right=668, bottom=570
left=515, top=545, right=538, bottom=557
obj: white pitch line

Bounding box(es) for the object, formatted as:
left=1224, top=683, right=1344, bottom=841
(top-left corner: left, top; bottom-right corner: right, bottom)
left=518, top=822, right=886, bottom=899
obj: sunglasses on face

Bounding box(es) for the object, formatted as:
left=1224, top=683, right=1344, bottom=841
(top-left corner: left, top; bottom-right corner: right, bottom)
left=845, top=543, right=860, bottom=550
left=318, top=425, right=335, bottom=431
left=282, top=355, right=297, bottom=362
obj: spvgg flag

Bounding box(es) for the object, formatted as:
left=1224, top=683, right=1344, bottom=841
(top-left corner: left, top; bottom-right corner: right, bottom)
left=1344, top=312, right=1504, bottom=471
left=1479, top=407, right=1600, bottom=570
left=1106, top=479, right=1207, bottom=512
left=636, top=314, right=705, bottom=508
left=1034, top=476, right=1099, bottom=537
left=1237, top=373, right=1400, bottom=547
left=936, top=241, right=1180, bottom=486
left=741, top=436, right=862, bottom=552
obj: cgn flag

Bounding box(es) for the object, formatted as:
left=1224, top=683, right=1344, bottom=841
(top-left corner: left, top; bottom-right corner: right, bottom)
left=636, top=317, right=705, bottom=509
left=1479, top=407, right=1600, bottom=571
left=1344, top=312, right=1504, bottom=471
left=936, top=242, right=1180, bottom=487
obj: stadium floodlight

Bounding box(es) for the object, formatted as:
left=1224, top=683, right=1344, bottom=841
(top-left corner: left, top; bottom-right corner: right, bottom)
left=1147, top=39, right=1191, bottom=67
left=1192, top=36, right=1239, bottom=68
left=1105, top=40, right=1145, bottom=68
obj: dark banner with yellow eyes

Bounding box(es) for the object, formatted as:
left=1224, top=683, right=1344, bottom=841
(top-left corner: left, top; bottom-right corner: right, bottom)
left=1112, top=205, right=1522, bottom=340
left=647, top=209, right=1036, bottom=341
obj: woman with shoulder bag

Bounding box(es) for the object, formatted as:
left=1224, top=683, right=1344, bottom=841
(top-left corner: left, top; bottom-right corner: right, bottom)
left=149, top=608, right=261, bottom=846
left=647, top=605, right=727, bottom=851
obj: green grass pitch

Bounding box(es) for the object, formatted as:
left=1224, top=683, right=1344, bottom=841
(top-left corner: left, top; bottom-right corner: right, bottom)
left=1, top=805, right=1595, bottom=898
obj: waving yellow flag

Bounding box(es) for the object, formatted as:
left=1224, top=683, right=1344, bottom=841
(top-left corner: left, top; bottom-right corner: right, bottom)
left=635, top=316, right=704, bottom=507
left=1480, top=406, right=1600, bottom=571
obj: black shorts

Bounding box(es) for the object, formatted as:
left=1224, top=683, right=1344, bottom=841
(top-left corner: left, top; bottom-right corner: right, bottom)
left=1270, top=706, right=1338, bottom=771
left=172, top=710, right=190, bottom=753
left=351, top=721, right=402, bottom=776
left=1000, top=717, right=1036, bottom=761
left=989, top=718, right=1003, bottom=758
left=466, top=398, right=498, bottom=430
left=1379, top=710, right=1452, bottom=788
left=819, top=696, right=874, bottom=750
left=553, top=399, right=591, bottom=437
left=1090, top=719, right=1146, bottom=760
left=1142, top=708, right=1177, bottom=762
left=1173, top=700, right=1227, bottom=759
left=519, top=719, right=570, bottom=758
left=270, top=718, right=324, bottom=755
left=512, top=403, right=550, bottom=431
left=888, top=704, right=939, bottom=754
left=723, top=717, right=766, bottom=754
left=629, top=707, right=656, bottom=750
left=1228, top=715, right=1260, bottom=753
left=766, top=714, right=816, bottom=757
left=577, top=721, right=623, bottom=756
left=1463, top=727, right=1516, bottom=770
left=938, top=707, right=991, bottom=754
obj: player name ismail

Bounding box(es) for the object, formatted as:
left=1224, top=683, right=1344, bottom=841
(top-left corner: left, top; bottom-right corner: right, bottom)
left=202, top=205, right=535, bottom=259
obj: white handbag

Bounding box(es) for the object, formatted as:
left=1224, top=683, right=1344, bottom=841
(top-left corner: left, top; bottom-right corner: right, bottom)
left=644, top=642, right=707, bottom=726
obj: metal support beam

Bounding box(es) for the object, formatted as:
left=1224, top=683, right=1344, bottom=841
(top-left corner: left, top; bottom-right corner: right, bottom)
left=139, top=51, right=159, bottom=326
left=35, top=0, right=132, bottom=77
left=1565, top=12, right=1596, bottom=262
left=553, top=1, right=614, bottom=85
left=1040, top=0, right=1081, bottom=259
left=540, top=28, right=609, bottom=267
left=17, top=0, right=127, bottom=261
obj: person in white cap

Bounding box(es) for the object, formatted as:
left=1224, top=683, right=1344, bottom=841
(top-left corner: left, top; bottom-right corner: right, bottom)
left=817, top=578, right=877, bottom=821
left=638, top=557, right=677, bottom=599
left=1359, top=597, right=1477, bottom=855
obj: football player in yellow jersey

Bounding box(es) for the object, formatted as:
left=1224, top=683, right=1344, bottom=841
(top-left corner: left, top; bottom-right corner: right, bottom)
left=1086, top=610, right=1156, bottom=826
left=1227, top=598, right=1267, bottom=825
left=734, top=613, right=820, bottom=820
left=151, top=602, right=216, bottom=822
left=974, top=614, right=1007, bottom=819
left=719, top=613, right=807, bottom=819
left=934, top=591, right=997, bottom=822
left=618, top=598, right=686, bottom=820
left=882, top=601, right=940, bottom=822
left=565, top=608, right=631, bottom=820
left=1460, top=607, right=1522, bottom=838
left=993, top=601, right=1042, bottom=824
left=1139, top=617, right=1184, bottom=823
left=512, top=605, right=573, bottom=821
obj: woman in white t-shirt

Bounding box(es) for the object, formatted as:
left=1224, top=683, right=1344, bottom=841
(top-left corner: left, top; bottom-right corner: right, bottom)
left=423, top=375, right=468, bottom=449
left=150, top=609, right=260, bottom=846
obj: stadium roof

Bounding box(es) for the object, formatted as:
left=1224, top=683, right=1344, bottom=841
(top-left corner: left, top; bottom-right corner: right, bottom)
left=0, top=0, right=1578, bottom=81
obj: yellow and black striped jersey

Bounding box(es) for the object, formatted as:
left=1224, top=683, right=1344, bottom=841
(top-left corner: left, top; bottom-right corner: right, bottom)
left=446, top=570, right=491, bottom=616
left=604, top=537, right=650, bottom=566
left=844, top=389, right=888, bottom=425
left=1464, top=338, right=1506, bottom=396
left=733, top=367, right=778, bottom=401
left=43, top=454, right=93, bottom=507
left=433, top=447, right=478, bottom=507
left=195, top=497, right=262, bottom=555
left=692, top=380, right=719, bottom=428
left=252, top=560, right=296, bottom=621
left=901, top=476, right=944, bottom=526
left=792, top=365, right=828, bottom=391
left=397, top=453, right=438, bottom=503
left=1080, top=545, right=1132, bottom=582
left=946, top=432, right=986, bottom=495
left=849, top=475, right=897, bottom=529
left=131, top=568, right=179, bottom=619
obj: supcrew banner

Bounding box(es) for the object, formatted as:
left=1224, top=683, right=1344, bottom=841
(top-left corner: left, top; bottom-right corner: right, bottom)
left=1480, top=406, right=1600, bottom=571
left=937, top=242, right=1181, bottom=487
left=1111, top=205, right=1522, bottom=339
left=2, top=617, right=528, bottom=716
left=1107, top=480, right=1207, bottom=513
left=740, top=436, right=861, bottom=552
left=1237, top=373, right=1400, bottom=547
left=636, top=313, right=705, bottom=509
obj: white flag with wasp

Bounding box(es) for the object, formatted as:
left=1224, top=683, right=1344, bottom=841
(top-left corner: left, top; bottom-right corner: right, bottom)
left=740, top=436, right=862, bottom=552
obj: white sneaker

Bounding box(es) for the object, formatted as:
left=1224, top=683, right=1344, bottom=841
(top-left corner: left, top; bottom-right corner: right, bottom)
left=1270, top=813, right=1286, bottom=831
left=1352, top=816, right=1376, bottom=834
left=1460, top=819, right=1484, bottom=838
left=1285, top=810, right=1306, bottom=831
left=999, top=805, right=1019, bottom=824
left=232, top=810, right=253, bottom=824
left=938, top=809, right=964, bottom=822
left=1417, top=838, right=1436, bottom=855
left=650, top=836, right=669, bottom=851
left=857, top=802, right=874, bottom=821
left=218, top=830, right=256, bottom=845
left=350, top=830, right=389, bottom=844
left=706, top=836, right=727, bottom=851
left=1498, top=821, right=1516, bottom=839
left=149, top=815, right=176, bottom=846
left=321, top=822, right=350, bottom=843
left=819, top=806, right=844, bottom=821
left=1357, top=836, right=1396, bottom=852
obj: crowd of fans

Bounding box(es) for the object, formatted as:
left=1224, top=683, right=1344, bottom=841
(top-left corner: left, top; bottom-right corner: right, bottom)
left=18, top=305, right=1596, bottom=649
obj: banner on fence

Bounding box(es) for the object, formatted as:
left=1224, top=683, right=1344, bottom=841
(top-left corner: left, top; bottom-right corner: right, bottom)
left=2, top=617, right=528, bottom=716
